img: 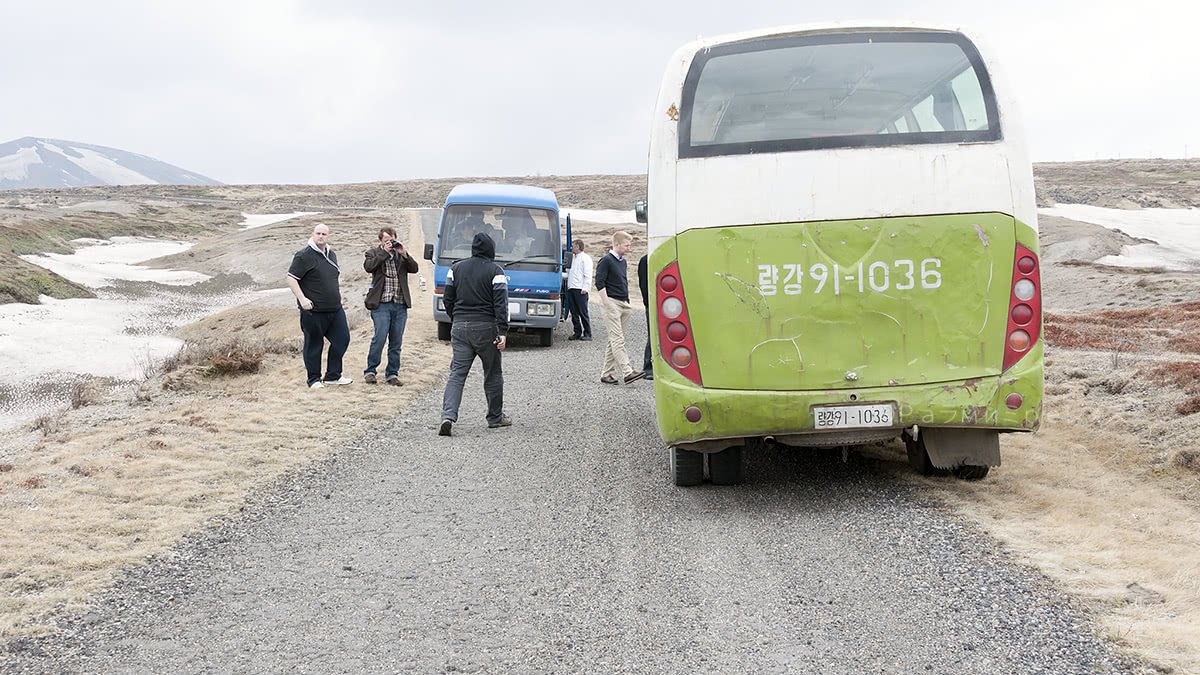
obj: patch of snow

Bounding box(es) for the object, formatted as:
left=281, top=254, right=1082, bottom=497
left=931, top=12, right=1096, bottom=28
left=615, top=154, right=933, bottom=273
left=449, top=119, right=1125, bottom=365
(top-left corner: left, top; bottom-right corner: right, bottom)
left=1038, top=204, right=1200, bottom=271
left=240, top=211, right=320, bottom=230
left=0, top=295, right=183, bottom=386
left=21, top=237, right=210, bottom=287
left=40, top=144, right=156, bottom=185
left=0, top=146, right=42, bottom=181
left=562, top=208, right=638, bottom=225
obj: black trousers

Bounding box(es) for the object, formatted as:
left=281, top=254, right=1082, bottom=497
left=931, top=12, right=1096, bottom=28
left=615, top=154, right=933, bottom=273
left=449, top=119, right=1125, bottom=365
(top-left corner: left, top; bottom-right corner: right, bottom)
left=568, top=288, right=591, bottom=337
left=299, top=308, right=350, bottom=385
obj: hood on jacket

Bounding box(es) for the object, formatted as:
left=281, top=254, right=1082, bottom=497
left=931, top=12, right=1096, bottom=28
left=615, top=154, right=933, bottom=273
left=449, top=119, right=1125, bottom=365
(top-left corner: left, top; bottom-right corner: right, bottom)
left=472, top=232, right=496, bottom=260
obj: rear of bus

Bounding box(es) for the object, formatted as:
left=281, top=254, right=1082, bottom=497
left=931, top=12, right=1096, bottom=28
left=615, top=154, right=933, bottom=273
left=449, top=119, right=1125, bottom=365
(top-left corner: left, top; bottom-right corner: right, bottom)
left=643, top=25, right=1043, bottom=484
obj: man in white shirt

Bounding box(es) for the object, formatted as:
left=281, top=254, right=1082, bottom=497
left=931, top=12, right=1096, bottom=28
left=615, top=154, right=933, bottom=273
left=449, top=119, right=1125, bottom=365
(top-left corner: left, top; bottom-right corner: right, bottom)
left=566, top=239, right=593, bottom=341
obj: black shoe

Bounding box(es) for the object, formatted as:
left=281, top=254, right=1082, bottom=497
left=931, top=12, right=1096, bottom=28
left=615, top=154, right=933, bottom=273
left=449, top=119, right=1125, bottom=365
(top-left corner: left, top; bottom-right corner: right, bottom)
left=623, top=371, right=645, bottom=384
left=488, top=414, right=513, bottom=428
left=581, top=335, right=593, bottom=341
left=438, top=419, right=452, bottom=436
left=364, top=373, right=377, bottom=384
left=568, top=334, right=582, bottom=341
left=643, top=371, right=654, bottom=381
left=600, top=375, right=618, bottom=385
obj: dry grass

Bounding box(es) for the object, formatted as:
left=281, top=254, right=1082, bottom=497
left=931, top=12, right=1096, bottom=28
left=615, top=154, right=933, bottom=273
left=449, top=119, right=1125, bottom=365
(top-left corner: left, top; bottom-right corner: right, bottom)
left=162, top=336, right=298, bottom=376
left=1044, top=302, right=1200, bottom=354
left=68, top=378, right=103, bottom=409
left=0, top=214, right=449, bottom=640
left=893, top=376, right=1200, bottom=673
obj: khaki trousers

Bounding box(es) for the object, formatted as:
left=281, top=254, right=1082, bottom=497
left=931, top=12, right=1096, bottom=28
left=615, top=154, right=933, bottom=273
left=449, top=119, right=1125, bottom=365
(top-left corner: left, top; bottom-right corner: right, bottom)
left=601, top=298, right=634, bottom=379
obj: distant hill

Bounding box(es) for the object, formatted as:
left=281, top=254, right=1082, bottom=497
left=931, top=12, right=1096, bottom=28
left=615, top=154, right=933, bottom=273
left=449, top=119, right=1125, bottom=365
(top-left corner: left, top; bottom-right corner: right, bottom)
left=0, top=137, right=220, bottom=190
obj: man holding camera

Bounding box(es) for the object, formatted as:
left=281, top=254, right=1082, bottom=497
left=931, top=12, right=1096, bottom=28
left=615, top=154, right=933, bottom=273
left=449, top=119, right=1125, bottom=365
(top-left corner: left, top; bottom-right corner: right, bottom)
left=363, top=226, right=420, bottom=385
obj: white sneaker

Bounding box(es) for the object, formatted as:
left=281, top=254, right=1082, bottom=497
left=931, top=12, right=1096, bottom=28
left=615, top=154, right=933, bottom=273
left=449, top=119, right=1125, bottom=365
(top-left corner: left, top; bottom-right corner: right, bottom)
left=326, top=377, right=353, bottom=385
left=309, top=381, right=325, bottom=389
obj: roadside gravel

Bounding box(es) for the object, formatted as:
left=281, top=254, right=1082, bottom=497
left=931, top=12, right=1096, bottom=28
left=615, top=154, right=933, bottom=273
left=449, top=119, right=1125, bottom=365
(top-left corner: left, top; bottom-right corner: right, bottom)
left=3, top=316, right=1141, bottom=674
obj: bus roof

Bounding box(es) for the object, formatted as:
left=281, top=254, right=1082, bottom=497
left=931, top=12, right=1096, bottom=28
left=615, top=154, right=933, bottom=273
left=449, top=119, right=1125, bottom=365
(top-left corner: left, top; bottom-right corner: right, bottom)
left=444, top=184, right=559, bottom=211
left=681, top=21, right=979, bottom=52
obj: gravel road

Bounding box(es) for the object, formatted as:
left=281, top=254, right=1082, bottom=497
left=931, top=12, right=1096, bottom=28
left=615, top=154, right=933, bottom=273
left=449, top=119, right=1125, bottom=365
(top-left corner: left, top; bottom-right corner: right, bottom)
left=3, top=314, right=1138, bottom=674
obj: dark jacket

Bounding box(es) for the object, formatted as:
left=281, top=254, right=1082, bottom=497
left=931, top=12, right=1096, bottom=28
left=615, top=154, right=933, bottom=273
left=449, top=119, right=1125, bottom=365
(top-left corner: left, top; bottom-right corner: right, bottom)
left=287, top=245, right=342, bottom=312
left=444, top=233, right=509, bottom=335
left=363, top=246, right=420, bottom=309
left=595, top=251, right=629, bottom=302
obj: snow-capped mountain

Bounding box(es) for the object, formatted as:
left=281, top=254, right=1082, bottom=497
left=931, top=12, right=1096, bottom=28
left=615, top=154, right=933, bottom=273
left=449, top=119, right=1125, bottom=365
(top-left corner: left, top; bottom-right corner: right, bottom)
left=0, top=137, right=220, bottom=190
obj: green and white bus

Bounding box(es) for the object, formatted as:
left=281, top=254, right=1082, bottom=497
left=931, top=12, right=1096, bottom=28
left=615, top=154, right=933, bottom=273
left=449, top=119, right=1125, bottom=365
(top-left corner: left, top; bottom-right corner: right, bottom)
left=638, top=23, right=1043, bottom=486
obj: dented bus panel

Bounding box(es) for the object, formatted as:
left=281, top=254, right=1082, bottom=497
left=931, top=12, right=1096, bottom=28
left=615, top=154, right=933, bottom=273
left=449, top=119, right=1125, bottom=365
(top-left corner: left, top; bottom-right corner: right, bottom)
left=642, top=24, right=1043, bottom=485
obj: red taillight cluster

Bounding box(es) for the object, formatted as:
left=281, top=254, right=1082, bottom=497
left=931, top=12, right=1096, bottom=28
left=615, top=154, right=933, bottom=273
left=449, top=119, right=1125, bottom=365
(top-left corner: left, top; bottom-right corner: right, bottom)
left=656, top=261, right=702, bottom=385
left=1003, top=243, right=1041, bottom=371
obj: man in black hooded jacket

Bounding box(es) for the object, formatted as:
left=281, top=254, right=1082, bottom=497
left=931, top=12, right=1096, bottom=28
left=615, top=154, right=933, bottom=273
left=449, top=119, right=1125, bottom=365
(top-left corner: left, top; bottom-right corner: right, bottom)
left=439, top=232, right=511, bottom=436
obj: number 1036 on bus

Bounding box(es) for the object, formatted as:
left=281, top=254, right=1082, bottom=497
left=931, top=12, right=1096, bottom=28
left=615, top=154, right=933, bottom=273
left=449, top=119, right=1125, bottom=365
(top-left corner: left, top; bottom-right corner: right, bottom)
left=757, top=258, right=942, bottom=296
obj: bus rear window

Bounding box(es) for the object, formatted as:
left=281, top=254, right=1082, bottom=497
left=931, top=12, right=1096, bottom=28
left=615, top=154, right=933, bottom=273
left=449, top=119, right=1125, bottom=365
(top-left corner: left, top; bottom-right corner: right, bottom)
left=679, top=31, right=1000, bottom=158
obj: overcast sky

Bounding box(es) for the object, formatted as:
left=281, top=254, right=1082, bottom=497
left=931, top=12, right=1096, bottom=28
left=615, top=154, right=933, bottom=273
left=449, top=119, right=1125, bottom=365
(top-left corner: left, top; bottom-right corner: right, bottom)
left=1, top=1, right=1195, bottom=185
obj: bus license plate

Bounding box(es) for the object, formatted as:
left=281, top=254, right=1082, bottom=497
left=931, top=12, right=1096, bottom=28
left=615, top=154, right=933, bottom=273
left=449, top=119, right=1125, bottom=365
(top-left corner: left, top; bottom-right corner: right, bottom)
left=813, top=403, right=895, bottom=430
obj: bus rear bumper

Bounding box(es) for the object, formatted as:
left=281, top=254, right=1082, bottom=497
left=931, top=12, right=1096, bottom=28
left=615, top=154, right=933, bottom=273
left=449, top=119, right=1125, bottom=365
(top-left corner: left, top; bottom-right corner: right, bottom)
left=653, top=356, right=1043, bottom=448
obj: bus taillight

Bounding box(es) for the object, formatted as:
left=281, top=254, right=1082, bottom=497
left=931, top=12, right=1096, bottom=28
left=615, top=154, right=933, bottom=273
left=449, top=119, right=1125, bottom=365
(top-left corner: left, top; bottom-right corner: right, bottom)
left=657, top=261, right=702, bottom=385
left=1003, top=244, right=1041, bottom=371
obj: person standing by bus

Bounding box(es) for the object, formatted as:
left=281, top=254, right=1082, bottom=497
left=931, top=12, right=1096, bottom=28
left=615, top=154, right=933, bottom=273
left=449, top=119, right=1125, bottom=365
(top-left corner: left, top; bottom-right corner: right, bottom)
left=363, top=226, right=420, bottom=385
left=637, top=253, right=653, bottom=380
left=566, top=239, right=593, bottom=341
left=596, top=231, right=642, bottom=384
left=438, top=232, right=511, bottom=436
left=286, top=223, right=352, bottom=389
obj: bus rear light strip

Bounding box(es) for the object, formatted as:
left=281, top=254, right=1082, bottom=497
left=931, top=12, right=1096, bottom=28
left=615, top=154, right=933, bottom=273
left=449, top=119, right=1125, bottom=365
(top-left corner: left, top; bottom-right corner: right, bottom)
left=1002, top=244, right=1041, bottom=371
left=656, top=261, right=702, bottom=385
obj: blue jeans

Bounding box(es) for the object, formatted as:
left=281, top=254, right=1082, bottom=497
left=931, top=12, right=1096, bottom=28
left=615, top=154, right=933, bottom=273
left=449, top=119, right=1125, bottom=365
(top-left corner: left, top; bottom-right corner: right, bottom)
left=365, top=302, right=408, bottom=378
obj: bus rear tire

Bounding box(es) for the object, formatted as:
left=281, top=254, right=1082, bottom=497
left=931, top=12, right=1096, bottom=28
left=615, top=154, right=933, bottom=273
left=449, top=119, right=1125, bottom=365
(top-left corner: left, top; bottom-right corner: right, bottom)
left=708, top=446, right=744, bottom=485
left=670, top=447, right=704, bottom=486
left=437, top=322, right=451, bottom=341
left=954, top=465, right=990, bottom=481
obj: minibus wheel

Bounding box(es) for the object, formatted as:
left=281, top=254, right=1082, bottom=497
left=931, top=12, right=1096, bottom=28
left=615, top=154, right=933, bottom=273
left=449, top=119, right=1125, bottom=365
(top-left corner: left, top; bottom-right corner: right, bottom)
left=535, top=328, right=553, bottom=347
left=437, top=322, right=450, bottom=341
left=708, top=446, right=744, bottom=485
left=670, top=447, right=703, bottom=486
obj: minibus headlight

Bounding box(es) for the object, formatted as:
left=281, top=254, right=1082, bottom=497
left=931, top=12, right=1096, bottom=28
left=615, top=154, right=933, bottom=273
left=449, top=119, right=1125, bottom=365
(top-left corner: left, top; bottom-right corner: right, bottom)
left=662, top=297, right=683, bottom=319
left=1014, top=279, right=1035, bottom=301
